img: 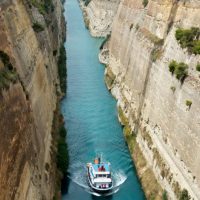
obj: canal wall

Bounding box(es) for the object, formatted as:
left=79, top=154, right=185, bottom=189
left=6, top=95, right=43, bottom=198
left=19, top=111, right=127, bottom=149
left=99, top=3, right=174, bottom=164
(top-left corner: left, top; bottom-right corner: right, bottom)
left=83, top=0, right=200, bottom=199
left=0, top=0, right=66, bottom=199
left=80, top=0, right=120, bottom=37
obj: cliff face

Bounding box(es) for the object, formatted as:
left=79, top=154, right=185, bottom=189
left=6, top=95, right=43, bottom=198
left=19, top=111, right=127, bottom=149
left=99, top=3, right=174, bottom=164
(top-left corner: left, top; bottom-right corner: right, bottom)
left=0, top=0, right=65, bottom=199
left=105, top=0, right=200, bottom=199
left=81, top=0, right=120, bottom=37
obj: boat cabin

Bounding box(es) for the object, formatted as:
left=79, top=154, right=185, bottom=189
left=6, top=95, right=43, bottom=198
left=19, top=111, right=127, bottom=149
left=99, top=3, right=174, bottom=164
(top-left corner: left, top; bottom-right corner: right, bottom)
left=87, top=157, right=113, bottom=191
left=89, top=163, right=112, bottom=189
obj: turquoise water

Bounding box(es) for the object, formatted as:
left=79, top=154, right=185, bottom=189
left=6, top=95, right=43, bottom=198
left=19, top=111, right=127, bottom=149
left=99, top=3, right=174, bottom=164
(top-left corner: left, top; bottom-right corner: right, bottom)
left=61, top=0, right=145, bottom=199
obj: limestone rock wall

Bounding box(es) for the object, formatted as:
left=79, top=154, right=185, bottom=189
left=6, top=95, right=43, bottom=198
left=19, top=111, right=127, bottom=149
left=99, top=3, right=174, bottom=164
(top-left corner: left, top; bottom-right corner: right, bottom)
left=105, top=0, right=200, bottom=199
left=81, top=0, right=120, bottom=37
left=0, top=0, right=65, bottom=199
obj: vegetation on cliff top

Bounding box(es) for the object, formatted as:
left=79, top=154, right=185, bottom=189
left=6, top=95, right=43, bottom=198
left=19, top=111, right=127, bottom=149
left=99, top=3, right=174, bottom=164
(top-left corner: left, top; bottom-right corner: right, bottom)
left=58, top=44, right=67, bottom=94
left=175, top=27, right=200, bottom=55
left=0, top=51, right=18, bottom=90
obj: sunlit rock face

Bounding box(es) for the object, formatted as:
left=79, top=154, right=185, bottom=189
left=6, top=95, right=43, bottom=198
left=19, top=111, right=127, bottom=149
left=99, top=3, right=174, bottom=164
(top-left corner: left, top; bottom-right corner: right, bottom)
left=106, top=0, right=200, bottom=199
left=0, top=0, right=65, bottom=199
left=82, top=0, right=120, bottom=37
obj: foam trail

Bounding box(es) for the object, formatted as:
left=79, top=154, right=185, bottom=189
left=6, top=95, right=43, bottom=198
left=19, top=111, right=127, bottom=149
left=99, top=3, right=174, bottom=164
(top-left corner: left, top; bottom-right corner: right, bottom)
left=113, top=170, right=127, bottom=187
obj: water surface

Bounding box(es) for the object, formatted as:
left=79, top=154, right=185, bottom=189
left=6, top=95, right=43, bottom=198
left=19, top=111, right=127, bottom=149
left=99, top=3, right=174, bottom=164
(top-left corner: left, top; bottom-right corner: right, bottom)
left=61, top=0, right=145, bottom=199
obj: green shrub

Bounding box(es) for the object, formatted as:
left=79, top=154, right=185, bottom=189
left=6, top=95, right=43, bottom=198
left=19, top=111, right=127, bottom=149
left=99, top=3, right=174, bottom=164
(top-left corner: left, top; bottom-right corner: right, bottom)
left=0, top=51, right=18, bottom=89
left=179, top=189, right=191, bottom=200
left=170, top=86, right=176, bottom=93
left=83, top=0, right=91, bottom=6
left=0, top=51, right=10, bottom=66
left=43, top=0, right=54, bottom=13
left=162, top=190, right=168, bottom=200
left=32, top=22, right=44, bottom=32
left=192, top=40, right=200, bottom=54
left=58, top=45, right=67, bottom=94
left=185, top=100, right=192, bottom=109
left=31, top=0, right=54, bottom=15
left=169, top=60, right=177, bottom=74
left=196, top=63, right=200, bottom=72
left=175, top=27, right=200, bottom=54
left=174, top=62, right=188, bottom=81
left=0, top=68, right=18, bottom=89
left=143, top=0, right=149, bottom=7
left=168, top=60, right=188, bottom=83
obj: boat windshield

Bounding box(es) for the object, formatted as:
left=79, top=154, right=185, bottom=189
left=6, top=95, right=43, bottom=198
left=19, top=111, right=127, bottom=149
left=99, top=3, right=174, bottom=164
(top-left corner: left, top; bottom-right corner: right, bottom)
left=97, top=174, right=108, bottom=178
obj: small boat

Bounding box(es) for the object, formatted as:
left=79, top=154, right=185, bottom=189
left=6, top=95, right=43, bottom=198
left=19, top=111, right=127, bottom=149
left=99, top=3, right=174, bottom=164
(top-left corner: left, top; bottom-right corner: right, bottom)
left=87, top=156, right=113, bottom=193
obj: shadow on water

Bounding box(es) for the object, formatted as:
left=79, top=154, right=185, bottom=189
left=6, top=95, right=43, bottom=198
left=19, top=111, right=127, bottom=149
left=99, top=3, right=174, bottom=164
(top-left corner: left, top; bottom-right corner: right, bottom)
left=91, top=194, right=113, bottom=200
left=61, top=173, right=71, bottom=195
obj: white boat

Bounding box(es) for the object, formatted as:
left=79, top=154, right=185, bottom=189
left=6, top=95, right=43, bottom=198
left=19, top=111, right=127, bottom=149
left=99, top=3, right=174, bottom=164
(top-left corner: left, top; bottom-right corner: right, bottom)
left=87, top=156, right=113, bottom=193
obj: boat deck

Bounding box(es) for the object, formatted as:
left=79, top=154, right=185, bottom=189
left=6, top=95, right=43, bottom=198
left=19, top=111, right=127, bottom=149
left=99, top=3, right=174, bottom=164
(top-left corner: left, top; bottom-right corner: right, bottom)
left=92, top=163, right=110, bottom=172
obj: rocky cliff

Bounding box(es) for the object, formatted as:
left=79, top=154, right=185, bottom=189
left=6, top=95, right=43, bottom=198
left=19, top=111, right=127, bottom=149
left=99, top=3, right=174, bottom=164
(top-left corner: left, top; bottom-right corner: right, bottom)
left=0, top=0, right=65, bottom=199
left=83, top=0, right=200, bottom=199
left=105, top=0, right=200, bottom=199
left=81, top=0, right=120, bottom=37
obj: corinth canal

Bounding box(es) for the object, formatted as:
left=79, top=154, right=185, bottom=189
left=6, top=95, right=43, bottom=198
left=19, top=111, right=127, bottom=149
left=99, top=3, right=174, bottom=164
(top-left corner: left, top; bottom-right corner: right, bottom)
left=61, top=0, right=145, bottom=199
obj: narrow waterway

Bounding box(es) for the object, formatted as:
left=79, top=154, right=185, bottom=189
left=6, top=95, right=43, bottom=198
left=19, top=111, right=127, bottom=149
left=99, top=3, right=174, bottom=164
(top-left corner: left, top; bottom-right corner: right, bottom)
left=61, top=0, right=145, bottom=199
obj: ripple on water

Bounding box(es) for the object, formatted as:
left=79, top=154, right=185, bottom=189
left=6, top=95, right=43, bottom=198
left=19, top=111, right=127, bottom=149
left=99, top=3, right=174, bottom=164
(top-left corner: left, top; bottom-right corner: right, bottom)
left=62, top=0, right=145, bottom=199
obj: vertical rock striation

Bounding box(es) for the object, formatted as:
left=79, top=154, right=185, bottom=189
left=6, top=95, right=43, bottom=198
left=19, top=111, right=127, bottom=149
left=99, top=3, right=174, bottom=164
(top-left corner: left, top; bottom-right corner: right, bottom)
left=105, top=0, right=200, bottom=199
left=0, top=0, right=65, bottom=199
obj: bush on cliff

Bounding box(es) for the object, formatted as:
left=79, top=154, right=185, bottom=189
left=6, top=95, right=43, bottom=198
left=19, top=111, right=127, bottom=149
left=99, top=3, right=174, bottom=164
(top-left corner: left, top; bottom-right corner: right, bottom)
left=143, top=0, right=148, bottom=7
left=58, top=45, right=67, bottom=94
left=175, top=27, right=200, bottom=55
left=179, top=189, right=191, bottom=200
left=196, top=63, right=200, bottom=72
left=83, top=0, right=91, bottom=6
left=0, top=51, right=18, bottom=89
left=168, top=60, right=188, bottom=83
left=162, top=190, right=168, bottom=200
left=185, top=100, right=192, bottom=109
left=30, top=0, right=54, bottom=15
left=174, top=62, right=188, bottom=81
left=32, top=22, right=45, bottom=32
left=0, top=68, right=18, bottom=89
